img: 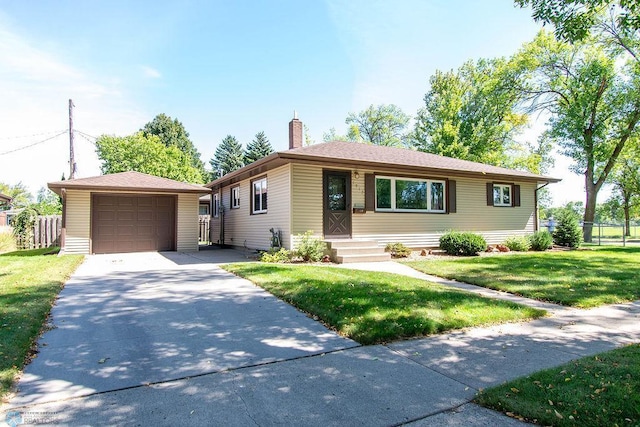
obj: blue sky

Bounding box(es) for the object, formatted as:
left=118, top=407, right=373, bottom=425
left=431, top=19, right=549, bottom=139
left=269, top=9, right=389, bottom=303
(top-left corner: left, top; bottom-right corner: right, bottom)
left=0, top=1, right=592, bottom=204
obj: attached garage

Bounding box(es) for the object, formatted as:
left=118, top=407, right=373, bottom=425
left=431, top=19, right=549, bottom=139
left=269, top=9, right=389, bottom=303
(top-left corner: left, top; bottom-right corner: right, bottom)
left=48, top=171, right=209, bottom=255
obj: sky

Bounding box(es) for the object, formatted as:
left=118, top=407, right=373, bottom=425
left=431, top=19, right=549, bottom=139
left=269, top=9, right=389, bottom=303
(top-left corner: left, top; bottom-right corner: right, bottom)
left=0, top=0, right=599, bottom=206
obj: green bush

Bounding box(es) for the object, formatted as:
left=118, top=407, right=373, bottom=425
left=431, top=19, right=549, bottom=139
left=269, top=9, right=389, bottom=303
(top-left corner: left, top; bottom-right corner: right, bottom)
left=295, top=231, right=326, bottom=262
left=12, top=208, right=37, bottom=249
left=260, top=248, right=292, bottom=263
left=0, top=230, right=16, bottom=254
left=439, top=231, right=487, bottom=256
left=529, top=230, right=553, bottom=251
left=385, top=242, right=411, bottom=258
left=504, top=235, right=531, bottom=252
left=553, top=209, right=583, bottom=248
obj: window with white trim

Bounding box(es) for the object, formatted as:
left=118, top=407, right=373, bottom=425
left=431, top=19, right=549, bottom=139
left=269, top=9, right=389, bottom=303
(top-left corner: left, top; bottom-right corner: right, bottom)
left=252, top=177, right=267, bottom=214
left=231, top=186, right=240, bottom=209
left=493, top=184, right=511, bottom=207
left=375, top=176, right=445, bottom=212
left=213, top=193, right=220, bottom=217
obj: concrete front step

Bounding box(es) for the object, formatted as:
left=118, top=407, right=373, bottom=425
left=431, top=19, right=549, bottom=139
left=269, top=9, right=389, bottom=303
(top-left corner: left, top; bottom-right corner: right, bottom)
left=330, top=246, right=385, bottom=256
left=336, top=253, right=391, bottom=263
left=325, top=239, right=378, bottom=249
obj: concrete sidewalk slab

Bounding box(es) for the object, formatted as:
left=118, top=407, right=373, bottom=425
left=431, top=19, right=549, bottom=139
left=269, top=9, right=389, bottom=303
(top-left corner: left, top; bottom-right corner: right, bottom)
left=4, top=346, right=475, bottom=427
left=9, top=252, right=357, bottom=407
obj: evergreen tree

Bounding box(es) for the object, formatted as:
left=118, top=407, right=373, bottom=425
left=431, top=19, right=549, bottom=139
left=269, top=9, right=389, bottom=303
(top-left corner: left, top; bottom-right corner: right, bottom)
left=552, top=208, right=583, bottom=248
left=244, top=131, right=274, bottom=164
left=210, top=135, right=245, bottom=179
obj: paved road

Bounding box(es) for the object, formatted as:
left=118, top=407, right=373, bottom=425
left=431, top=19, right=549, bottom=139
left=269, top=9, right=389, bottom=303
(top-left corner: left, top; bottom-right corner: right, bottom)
left=2, top=250, right=639, bottom=426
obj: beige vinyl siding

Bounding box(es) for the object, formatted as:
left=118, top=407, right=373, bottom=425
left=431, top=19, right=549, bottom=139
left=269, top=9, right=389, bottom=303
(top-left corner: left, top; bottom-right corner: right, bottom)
left=177, top=193, right=200, bottom=252
left=353, top=172, right=536, bottom=247
left=290, top=164, right=324, bottom=246
left=219, top=164, right=291, bottom=250
left=63, top=190, right=91, bottom=254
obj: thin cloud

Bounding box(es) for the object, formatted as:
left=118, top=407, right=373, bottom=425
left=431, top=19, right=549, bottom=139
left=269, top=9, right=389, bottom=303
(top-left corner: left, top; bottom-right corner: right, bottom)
left=141, top=65, right=162, bottom=79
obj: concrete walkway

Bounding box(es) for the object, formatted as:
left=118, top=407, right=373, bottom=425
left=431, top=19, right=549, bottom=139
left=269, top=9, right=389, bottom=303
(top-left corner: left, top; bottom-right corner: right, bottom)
left=2, top=250, right=639, bottom=426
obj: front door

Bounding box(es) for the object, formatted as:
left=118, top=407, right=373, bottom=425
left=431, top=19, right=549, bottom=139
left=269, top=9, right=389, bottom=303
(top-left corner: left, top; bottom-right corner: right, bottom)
left=323, top=170, right=352, bottom=238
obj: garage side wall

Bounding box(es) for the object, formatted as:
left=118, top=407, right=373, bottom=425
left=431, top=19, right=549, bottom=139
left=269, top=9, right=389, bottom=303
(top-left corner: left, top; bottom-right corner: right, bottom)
left=63, top=190, right=91, bottom=254
left=177, top=193, right=200, bottom=252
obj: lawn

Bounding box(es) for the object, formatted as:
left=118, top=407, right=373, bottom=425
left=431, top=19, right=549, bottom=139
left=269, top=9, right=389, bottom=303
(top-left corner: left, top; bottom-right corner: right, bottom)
left=404, top=247, right=640, bottom=308
left=0, top=248, right=84, bottom=399
left=475, top=343, right=640, bottom=426
left=223, top=263, right=545, bottom=345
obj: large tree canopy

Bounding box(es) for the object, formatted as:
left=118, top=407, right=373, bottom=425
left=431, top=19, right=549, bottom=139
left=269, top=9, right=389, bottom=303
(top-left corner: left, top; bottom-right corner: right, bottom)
left=345, top=104, right=410, bottom=147
left=96, top=132, right=204, bottom=183
left=516, top=0, right=640, bottom=43
left=210, top=135, right=244, bottom=179
left=141, top=114, right=206, bottom=182
left=517, top=30, right=640, bottom=241
left=610, top=141, right=640, bottom=234
left=244, top=131, right=274, bottom=164
left=412, top=57, right=551, bottom=173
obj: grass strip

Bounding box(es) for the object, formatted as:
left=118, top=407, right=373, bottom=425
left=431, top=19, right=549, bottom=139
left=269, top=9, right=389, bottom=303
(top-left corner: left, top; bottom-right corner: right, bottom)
left=0, top=248, right=84, bottom=399
left=223, top=263, right=545, bottom=345
left=475, top=343, right=640, bottom=426
left=405, top=247, right=640, bottom=308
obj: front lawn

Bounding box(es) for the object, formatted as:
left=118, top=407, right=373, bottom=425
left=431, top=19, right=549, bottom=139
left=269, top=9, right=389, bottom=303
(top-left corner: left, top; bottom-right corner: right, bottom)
left=223, top=263, right=545, bottom=345
left=475, top=343, right=640, bottom=426
left=404, top=247, right=640, bottom=308
left=0, top=248, right=84, bottom=399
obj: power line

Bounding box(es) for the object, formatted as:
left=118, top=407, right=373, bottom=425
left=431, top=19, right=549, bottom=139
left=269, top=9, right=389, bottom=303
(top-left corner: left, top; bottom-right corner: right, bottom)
left=76, top=131, right=97, bottom=147
left=75, top=129, right=98, bottom=141
left=0, top=129, right=67, bottom=141
left=0, top=130, right=68, bottom=156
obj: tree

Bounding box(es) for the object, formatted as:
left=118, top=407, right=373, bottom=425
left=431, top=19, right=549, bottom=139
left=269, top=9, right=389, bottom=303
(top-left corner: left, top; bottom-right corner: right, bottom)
left=32, top=188, right=62, bottom=215
left=0, top=182, right=32, bottom=209
left=95, top=132, right=204, bottom=183
left=610, top=144, right=640, bottom=235
left=244, top=131, right=274, bottom=164
left=141, top=114, right=206, bottom=182
left=553, top=207, right=584, bottom=247
left=517, top=31, right=640, bottom=242
left=412, top=58, right=550, bottom=172
left=516, top=0, right=640, bottom=44
left=210, top=135, right=244, bottom=179
left=322, top=126, right=360, bottom=142
left=345, top=104, right=410, bottom=146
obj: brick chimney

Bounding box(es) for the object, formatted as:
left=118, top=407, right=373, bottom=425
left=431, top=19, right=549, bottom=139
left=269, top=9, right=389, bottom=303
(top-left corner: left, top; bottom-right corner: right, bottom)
left=289, top=111, right=303, bottom=150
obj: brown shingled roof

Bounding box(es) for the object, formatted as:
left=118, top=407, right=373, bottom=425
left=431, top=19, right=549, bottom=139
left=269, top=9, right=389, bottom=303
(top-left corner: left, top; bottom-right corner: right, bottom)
left=48, top=171, right=208, bottom=195
left=0, top=193, right=11, bottom=203
left=207, top=140, right=560, bottom=188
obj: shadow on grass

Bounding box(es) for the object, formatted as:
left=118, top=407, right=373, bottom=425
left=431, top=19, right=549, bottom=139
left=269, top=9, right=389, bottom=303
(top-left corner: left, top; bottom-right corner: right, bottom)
left=0, top=247, right=60, bottom=258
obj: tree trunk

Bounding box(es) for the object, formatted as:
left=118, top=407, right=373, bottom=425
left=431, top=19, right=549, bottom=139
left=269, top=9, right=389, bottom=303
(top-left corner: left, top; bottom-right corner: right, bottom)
left=583, top=179, right=598, bottom=243
left=623, top=194, right=631, bottom=237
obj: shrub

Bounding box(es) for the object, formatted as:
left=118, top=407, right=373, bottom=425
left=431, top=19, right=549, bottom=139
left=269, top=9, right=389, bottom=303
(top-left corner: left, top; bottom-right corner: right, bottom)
left=260, top=248, right=292, bottom=263
left=0, top=230, right=16, bottom=254
left=553, top=209, right=583, bottom=248
left=529, top=230, right=553, bottom=251
left=504, top=235, right=531, bottom=252
left=439, top=230, right=487, bottom=256
left=385, top=242, right=411, bottom=258
left=295, top=231, right=326, bottom=262
left=12, top=208, right=37, bottom=249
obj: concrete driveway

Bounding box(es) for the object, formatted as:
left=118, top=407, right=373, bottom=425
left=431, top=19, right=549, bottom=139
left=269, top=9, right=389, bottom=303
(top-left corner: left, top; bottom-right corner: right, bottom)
left=9, top=250, right=359, bottom=406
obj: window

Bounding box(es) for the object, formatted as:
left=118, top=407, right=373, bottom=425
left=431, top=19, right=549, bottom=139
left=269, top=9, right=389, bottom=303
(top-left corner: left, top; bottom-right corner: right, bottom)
left=252, top=177, right=267, bottom=214
left=375, top=176, right=445, bottom=212
left=231, top=186, right=240, bottom=209
left=213, top=193, right=220, bottom=217
left=493, top=184, right=511, bottom=207
left=199, top=204, right=210, bottom=215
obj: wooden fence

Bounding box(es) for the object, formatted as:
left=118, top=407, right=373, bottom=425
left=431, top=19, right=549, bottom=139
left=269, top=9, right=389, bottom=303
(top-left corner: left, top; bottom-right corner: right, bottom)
left=198, top=215, right=210, bottom=244
left=12, top=215, right=63, bottom=249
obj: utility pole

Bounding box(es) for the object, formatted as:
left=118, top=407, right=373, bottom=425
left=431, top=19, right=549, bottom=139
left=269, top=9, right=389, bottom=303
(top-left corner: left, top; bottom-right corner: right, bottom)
left=68, top=99, right=76, bottom=179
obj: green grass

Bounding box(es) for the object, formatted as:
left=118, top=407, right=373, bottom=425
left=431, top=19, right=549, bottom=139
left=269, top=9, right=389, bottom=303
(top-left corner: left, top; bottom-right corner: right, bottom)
left=223, top=263, right=545, bottom=345
left=0, top=248, right=84, bottom=399
left=475, top=343, right=640, bottom=426
left=404, top=247, right=640, bottom=308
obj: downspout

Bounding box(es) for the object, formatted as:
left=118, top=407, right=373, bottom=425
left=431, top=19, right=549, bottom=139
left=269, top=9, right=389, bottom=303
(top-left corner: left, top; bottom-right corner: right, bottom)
left=534, top=182, right=550, bottom=232
left=60, top=188, right=67, bottom=252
